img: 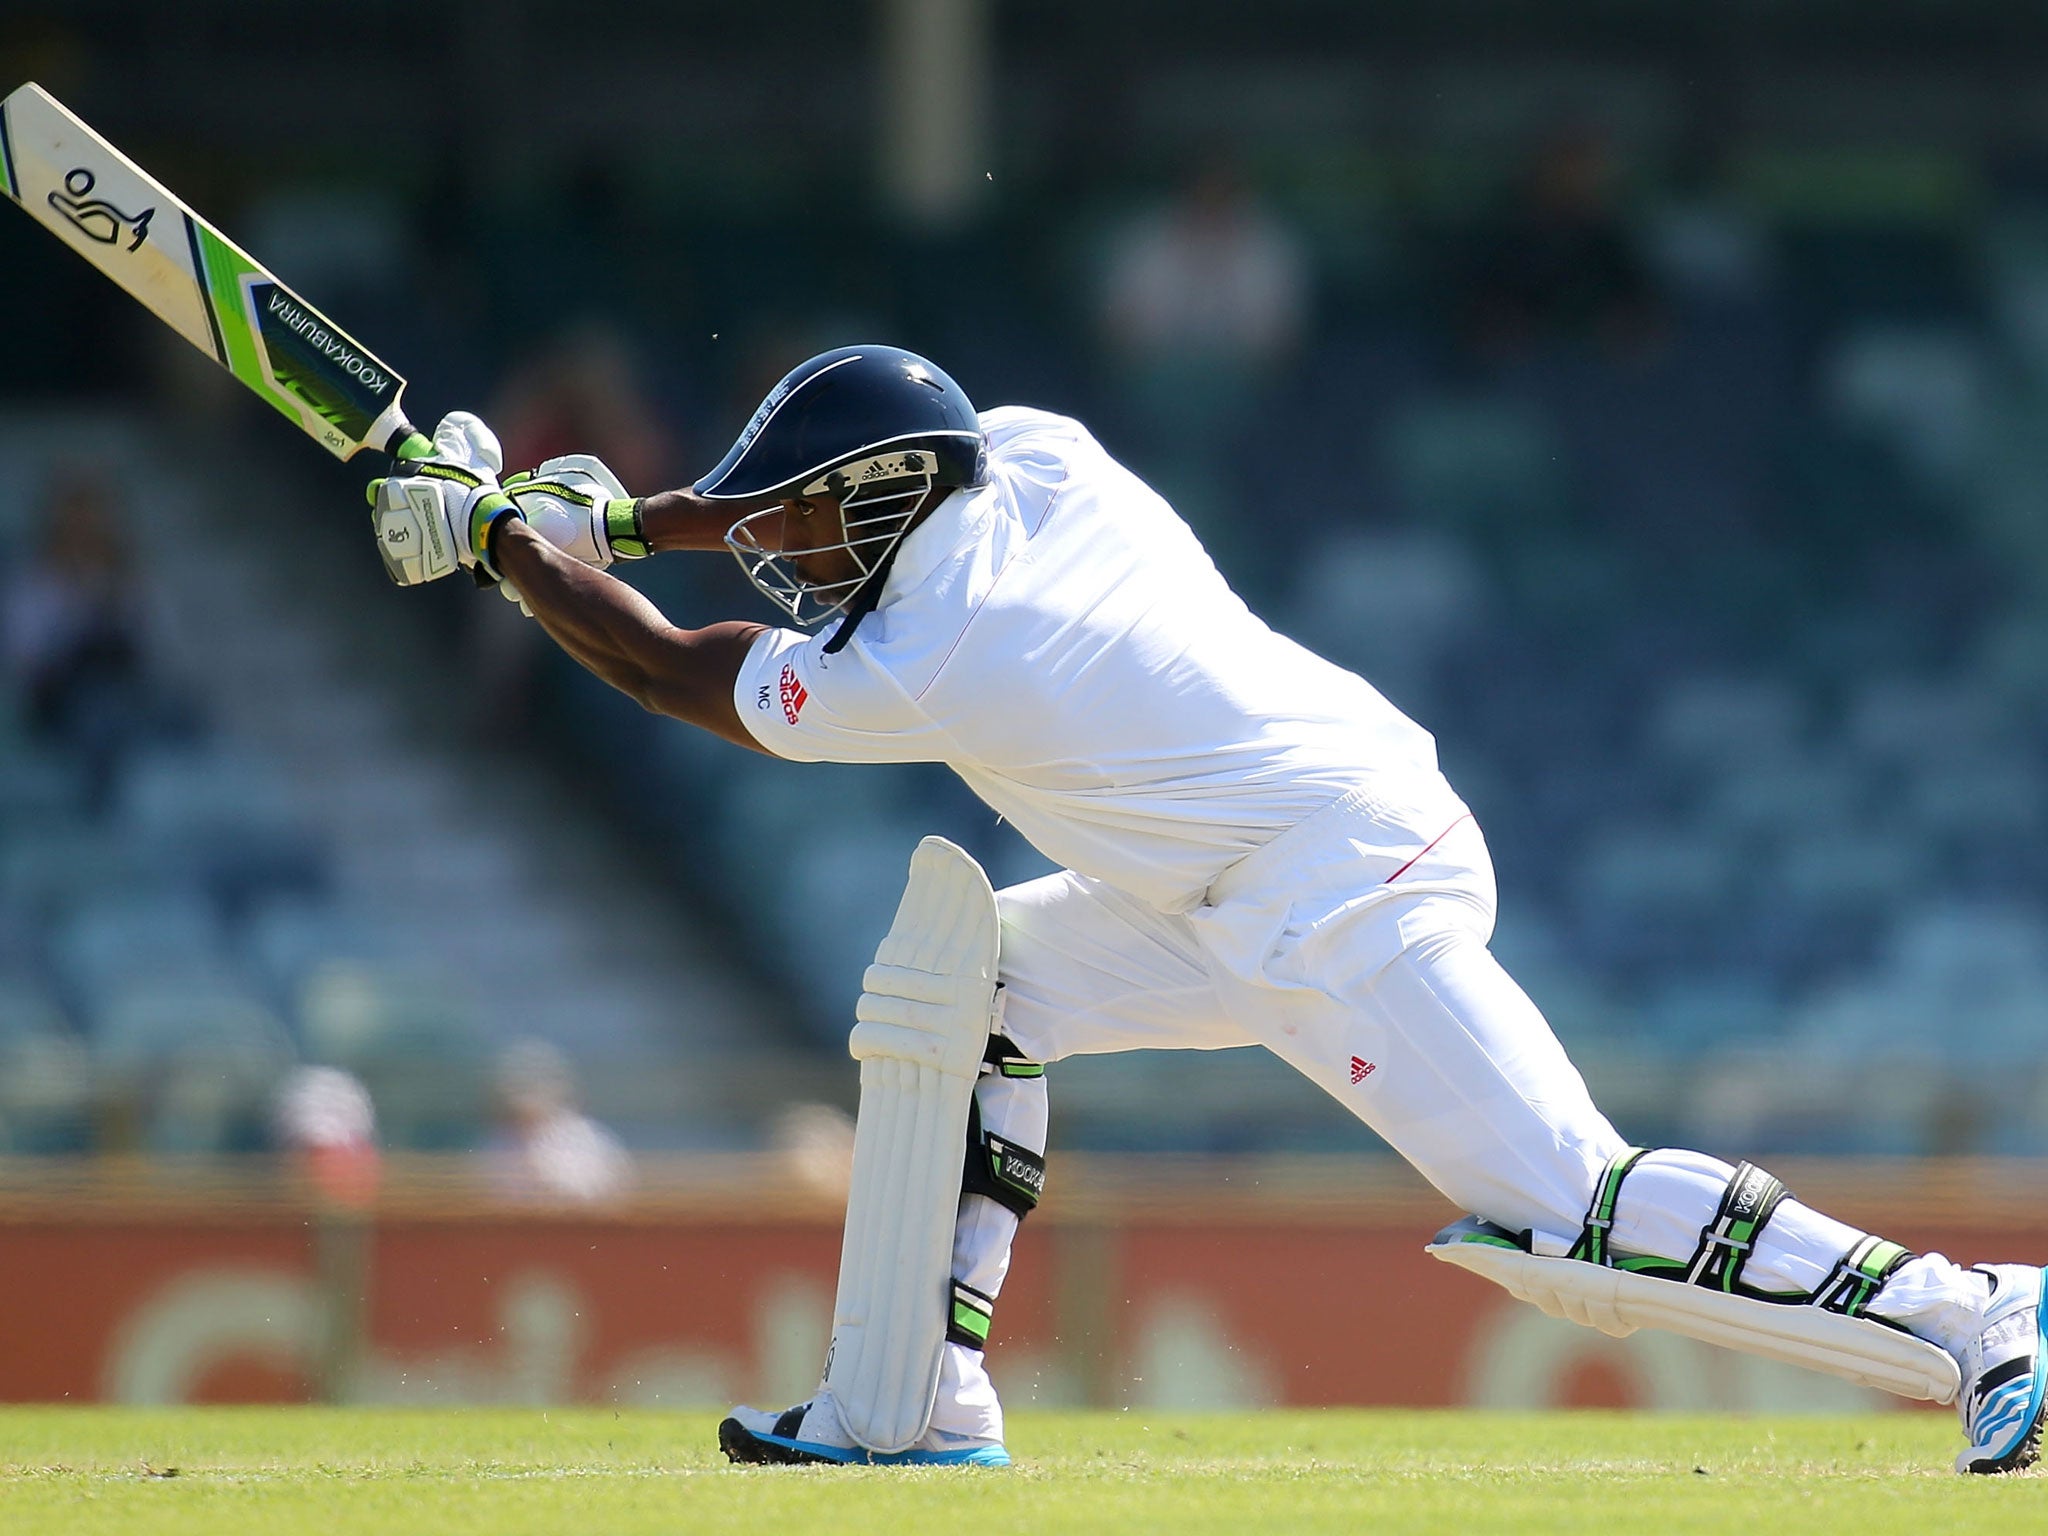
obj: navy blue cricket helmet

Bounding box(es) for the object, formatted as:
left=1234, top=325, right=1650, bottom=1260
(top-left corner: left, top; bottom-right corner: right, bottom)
left=704, top=345, right=989, bottom=628
left=696, top=344, right=987, bottom=504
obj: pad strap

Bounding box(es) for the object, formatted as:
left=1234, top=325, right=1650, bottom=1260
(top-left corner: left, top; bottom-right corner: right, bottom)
left=1569, top=1146, right=1649, bottom=1267
left=962, top=1095, right=1046, bottom=1220
left=946, top=1279, right=996, bottom=1351
left=1685, top=1160, right=1791, bottom=1294
left=1814, top=1235, right=1916, bottom=1319
left=982, top=1029, right=1043, bottom=1079
left=1558, top=1148, right=1910, bottom=1319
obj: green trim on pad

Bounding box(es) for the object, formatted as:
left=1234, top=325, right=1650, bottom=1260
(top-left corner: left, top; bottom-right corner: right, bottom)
left=1570, top=1147, right=1648, bottom=1267
left=950, top=1301, right=991, bottom=1343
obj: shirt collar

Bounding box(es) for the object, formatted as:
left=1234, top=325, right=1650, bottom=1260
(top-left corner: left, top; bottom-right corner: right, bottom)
left=877, top=481, right=992, bottom=609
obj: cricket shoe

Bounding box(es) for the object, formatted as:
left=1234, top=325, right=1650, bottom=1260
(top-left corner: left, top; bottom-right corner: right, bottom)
left=718, top=1391, right=1010, bottom=1467
left=1955, top=1264, right=2047, bottom=1474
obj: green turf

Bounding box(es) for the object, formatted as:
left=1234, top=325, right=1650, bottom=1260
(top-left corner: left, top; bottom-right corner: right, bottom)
left=0, top=1407, right=2033, bottom=1535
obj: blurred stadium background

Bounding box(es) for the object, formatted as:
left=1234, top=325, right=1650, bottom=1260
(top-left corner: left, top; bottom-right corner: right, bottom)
left=3, top=0, right=2048, bottom=1413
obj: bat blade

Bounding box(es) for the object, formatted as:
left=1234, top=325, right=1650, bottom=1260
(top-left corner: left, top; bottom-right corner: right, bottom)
left=1, top=81, right=417, bottom=461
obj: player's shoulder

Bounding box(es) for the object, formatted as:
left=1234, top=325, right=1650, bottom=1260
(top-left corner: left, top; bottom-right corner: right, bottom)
left=980, top=404, right=1100, bottom=456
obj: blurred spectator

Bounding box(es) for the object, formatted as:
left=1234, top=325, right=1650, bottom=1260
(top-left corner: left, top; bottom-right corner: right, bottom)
left=1465, top=125, right=1661, bottom=358
left=1101, top=155, right=1308, bottom=372
left=484, top=1039, right=632, bottom=1204
left=492, top=321, right=674, bottom=493
left=273, top=1065, right=382, bottom=1209
left=1097, top=155, right=1309, bottom=567
left=769, top=1101, right=856, bottom=1201
left=1642, top=136, right=1776, bottom=305
left=2, top=469, right=147, bottom=774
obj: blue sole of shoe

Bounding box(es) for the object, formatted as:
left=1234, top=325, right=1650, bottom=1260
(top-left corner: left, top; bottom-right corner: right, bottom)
left=753, top=1431, right=1011, bottom=1466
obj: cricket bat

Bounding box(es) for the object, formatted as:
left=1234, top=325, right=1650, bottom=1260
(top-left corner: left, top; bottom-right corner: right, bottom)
left=1, top=80, right=429, bottom=463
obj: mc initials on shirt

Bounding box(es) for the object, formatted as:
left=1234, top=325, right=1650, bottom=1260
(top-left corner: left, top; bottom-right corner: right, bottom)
left=779, top=663, right=809, bottom=724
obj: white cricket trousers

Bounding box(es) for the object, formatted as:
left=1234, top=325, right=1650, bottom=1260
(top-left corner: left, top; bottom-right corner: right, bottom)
left=998, top=786, right=1615, bottom=1235
left=931, top=784, right=1984, bottom=1437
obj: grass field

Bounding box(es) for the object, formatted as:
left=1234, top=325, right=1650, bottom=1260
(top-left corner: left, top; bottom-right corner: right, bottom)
left=0, top=1407, right=2034, bottom=1535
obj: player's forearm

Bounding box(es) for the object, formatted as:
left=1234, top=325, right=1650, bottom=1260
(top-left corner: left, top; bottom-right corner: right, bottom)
left=633, top=488, right=743, bottom=552
left=492, top=522, right=767, bottom=746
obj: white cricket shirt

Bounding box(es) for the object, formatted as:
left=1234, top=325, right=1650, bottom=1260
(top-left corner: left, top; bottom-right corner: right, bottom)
left=733, top=407, right=1461, bottom=912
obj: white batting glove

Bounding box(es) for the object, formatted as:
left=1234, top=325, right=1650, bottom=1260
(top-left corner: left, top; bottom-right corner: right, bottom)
left=368, top=411, right=523, bottom=586
left=503, top=454, right=646, bottom=567
left=495, top=454, right=647, bottom=613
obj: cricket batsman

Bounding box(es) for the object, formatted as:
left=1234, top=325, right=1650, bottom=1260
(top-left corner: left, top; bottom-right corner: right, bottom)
left=369, top=345, right=2045, bottom=1474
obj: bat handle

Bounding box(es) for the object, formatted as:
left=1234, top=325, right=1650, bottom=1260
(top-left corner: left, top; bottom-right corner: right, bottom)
left=384, top=419, right=432, bottom=461
left=378, top=413, right=500, bottom=587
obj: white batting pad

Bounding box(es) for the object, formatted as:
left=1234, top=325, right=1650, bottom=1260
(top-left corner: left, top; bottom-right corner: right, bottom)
left=826, top=836, right=1001, bottom=1453
left=1429, top=1218, right=1961, bottom=1403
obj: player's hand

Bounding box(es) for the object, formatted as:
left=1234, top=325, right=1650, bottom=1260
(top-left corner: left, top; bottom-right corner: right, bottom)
left=493, top=454, right=648, bottom=616
left=368, top=411, right=523, bottom=586
left=502, top=454, right=647, bottom=569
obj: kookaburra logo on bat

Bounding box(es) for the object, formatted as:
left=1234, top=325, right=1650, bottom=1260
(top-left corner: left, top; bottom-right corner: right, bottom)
left=49, top=167, right=153, bottom=251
